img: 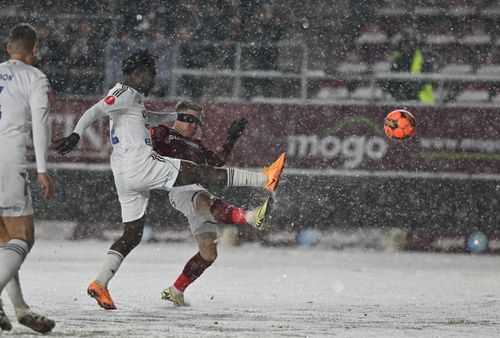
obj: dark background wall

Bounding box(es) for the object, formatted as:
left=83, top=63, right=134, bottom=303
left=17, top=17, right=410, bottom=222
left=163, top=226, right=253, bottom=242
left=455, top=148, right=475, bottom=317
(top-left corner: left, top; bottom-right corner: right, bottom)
left=30, top=169, right=500, bottom=240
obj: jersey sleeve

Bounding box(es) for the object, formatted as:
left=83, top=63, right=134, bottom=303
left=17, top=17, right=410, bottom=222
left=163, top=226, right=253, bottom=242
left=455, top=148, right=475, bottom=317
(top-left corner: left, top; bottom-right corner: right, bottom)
left=73, top=101, right=106, bottom=136
left=29, top=74, right=51, bottom=173
left=72, top=89, right=131, bottom=135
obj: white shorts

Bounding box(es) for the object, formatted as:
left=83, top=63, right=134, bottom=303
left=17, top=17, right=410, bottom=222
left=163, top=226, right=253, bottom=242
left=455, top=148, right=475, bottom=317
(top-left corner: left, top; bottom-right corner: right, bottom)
left=169, top=184, right=217, bottom=235
left=0, top=166, right=33, bottom=217
left=113, top=154, right=181, bottom=223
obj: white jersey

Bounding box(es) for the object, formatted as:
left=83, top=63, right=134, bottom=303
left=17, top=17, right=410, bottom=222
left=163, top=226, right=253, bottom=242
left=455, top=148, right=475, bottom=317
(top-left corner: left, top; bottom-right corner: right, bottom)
left=73, top=83, right=176, bottom=174
left=73, top=83, right=180, bottom=222
left=0, top=59, right=50, bottom=172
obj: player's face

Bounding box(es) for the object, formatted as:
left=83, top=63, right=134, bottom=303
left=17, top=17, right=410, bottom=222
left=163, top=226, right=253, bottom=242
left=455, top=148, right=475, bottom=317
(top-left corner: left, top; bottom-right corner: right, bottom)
left=140, top=66, right=156, bottom=95
left=179, top=109, right=202, bottom=138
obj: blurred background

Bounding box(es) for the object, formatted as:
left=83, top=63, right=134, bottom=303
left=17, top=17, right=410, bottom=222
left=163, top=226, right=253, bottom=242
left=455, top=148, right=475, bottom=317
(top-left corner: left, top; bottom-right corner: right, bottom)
left=2, top=0, right=500, bottom=253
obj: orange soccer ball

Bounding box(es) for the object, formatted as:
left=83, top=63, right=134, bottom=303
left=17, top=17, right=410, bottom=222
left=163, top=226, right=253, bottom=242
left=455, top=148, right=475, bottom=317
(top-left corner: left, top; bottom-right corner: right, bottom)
left=383, top=109, right=416, bottom=140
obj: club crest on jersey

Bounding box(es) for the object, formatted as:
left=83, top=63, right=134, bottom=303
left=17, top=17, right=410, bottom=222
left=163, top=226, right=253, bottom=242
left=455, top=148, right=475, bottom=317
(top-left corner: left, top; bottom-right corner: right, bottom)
left=104, top=96, right=116, bottom=105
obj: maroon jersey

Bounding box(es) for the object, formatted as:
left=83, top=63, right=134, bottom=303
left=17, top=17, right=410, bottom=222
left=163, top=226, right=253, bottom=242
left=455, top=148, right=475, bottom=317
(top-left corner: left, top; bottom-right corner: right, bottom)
left=150, top=125, right=233, bottom=167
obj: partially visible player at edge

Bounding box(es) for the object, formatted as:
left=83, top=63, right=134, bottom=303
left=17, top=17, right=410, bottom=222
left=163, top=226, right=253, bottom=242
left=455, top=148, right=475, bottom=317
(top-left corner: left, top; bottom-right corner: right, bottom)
left=0, top=23, right=56, bottom=334
left=150, top=100, right=275, bottom=306
left=55, top=49, right=286, bottom=310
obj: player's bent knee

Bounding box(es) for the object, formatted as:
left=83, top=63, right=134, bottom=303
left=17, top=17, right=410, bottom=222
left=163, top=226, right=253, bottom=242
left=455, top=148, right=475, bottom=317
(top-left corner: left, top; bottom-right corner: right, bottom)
left=2, top=215, right=35, bottom=248
left=200, top=250, right=217, bottom=262
left=197, top=237, right=218, bottom=262
left=193, top=191, right=213, bottom=215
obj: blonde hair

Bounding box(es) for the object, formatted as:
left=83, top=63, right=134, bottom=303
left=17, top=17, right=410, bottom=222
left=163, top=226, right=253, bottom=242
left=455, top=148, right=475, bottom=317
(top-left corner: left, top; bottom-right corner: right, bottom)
left=175, top=99, right=203, bottom=113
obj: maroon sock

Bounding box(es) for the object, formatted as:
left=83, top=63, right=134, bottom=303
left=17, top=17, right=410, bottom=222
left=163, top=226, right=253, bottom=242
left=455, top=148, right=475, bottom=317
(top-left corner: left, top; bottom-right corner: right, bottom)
left=173, top=252, right=213, bottom=292
left=210, top=199, right=247, bottom=224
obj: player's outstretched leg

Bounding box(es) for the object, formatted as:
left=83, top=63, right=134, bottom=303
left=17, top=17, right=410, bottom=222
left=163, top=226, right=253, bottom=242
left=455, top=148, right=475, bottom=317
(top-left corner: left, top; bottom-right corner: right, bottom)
left=176, top=153, right=286, bottom=192
left=226, top=152, right=286, bottom=191
left=210, top=196, right=274, bottom=231
left=0, top=299, right=12, bottom=331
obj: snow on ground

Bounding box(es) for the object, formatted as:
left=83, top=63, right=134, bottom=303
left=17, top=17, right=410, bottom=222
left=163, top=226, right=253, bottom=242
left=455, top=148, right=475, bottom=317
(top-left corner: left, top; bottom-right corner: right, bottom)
left=1, top=239, right=500, bottom=337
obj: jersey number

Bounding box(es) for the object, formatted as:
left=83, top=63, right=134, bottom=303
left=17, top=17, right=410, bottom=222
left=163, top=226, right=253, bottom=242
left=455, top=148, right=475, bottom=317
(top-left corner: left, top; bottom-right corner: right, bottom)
left=110, top=126, right=119, bottom=144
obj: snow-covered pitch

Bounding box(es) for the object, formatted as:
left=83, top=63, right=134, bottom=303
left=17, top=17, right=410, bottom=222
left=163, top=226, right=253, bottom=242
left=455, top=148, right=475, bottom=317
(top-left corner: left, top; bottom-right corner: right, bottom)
left=2, top=239, right=499, bottom=337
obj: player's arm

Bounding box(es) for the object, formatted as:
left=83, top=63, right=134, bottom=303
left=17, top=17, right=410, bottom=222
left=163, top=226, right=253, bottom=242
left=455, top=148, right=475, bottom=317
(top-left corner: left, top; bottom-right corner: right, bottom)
left=205, top=118, right=248, bottom=167
left=29, top=75, right=54, bottom=200
left=145, top=110, right=178, bottom=125
left=56, top=101, right=106, bottom=155
left=30, top=75, right=50, bottom=173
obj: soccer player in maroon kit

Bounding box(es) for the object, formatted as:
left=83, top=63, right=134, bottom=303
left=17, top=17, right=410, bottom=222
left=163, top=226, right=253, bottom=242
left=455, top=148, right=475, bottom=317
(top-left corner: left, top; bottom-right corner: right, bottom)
left=151, top=99, right=279, bottom=306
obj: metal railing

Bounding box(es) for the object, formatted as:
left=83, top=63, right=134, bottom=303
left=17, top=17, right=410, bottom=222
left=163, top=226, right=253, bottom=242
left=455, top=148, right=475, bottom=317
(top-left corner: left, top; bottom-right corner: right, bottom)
left=166, top=41, right=500, bottom=105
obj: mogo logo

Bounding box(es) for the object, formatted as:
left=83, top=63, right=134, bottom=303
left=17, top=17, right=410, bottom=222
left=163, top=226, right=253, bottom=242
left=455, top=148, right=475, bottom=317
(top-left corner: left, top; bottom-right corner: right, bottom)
left=287, top=116, right=388, bottom=169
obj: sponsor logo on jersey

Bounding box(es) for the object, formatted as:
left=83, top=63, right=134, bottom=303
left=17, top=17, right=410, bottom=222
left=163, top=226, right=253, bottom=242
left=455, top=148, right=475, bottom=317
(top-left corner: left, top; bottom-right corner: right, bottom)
left=104, top=95, right=116, bottom=105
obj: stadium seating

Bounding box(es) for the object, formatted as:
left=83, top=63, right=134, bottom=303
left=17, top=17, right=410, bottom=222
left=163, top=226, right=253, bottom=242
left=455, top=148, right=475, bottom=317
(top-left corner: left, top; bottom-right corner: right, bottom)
left=336, top=50, right=369, bottom=74
left=454, top=83, right=490, bottom=103
left=315, top=80, right=349, bottom=100
left=329, top=0, right=500, bottom=105
left=1, top=0, right=498, bottom=104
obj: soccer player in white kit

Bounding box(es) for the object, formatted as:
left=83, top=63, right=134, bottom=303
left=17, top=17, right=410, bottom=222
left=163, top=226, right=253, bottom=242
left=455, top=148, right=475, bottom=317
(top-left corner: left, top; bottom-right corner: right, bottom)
left=0, top=23, right=55, bottom=334
left=56, top=50, right=286, bottom=310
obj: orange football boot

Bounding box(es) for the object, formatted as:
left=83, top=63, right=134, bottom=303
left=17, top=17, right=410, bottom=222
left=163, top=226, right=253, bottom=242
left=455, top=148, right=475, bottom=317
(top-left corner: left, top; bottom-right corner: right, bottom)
left=87, top=281, right=117, bottom=310
left=262, top=153, right=286, bottom=191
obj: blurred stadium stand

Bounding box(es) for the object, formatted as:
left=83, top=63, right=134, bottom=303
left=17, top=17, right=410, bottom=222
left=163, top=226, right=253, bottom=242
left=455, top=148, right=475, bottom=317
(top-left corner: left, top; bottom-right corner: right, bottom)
left=1, top=0, right=496, bottom=106
left=1, top=0, right=499, bottom=103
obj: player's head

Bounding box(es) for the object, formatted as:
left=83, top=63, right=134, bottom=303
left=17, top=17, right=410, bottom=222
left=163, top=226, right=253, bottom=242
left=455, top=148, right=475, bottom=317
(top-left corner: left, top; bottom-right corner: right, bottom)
left=122, top=49, right=157, bottom=96
left=7, top=23, right=39, bottom=65
left=174, top=99, right=203, bottom=139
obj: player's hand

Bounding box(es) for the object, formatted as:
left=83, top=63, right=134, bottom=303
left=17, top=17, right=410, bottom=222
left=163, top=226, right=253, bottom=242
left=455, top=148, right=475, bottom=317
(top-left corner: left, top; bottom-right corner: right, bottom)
left=37, top=172, right=54, bottom=200
left=227, top=118, right=248, bottom=144
left=55, top=132, right=80, bottom=155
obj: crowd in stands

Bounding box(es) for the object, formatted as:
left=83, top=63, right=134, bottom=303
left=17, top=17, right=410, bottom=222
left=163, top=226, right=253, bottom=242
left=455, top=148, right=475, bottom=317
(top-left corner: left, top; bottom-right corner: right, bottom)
left=320, top=0, right=500, bottom=105
left=0, top=0, right=283, bottom=100
left=2, top=0, right=500, bottom=104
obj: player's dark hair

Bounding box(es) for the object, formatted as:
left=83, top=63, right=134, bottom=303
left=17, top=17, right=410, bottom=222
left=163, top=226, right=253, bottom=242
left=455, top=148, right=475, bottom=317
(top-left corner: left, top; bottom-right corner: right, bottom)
left=122, top=49, right=156, bottom=75
left=8, top=23, right=38, bottom=53
left=175, top=99, right=203, bottom=113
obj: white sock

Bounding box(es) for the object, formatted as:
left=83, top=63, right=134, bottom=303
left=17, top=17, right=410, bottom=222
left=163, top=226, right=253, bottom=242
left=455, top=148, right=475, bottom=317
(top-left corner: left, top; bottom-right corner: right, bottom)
left=95, top=250, right=124, bottom=287
left=6, top=273, right=29, bottom=313
left=245, top=210, right=255, bottom=225
left=172, top=285, right=183, bottom=295
left=226, top=168, right=267, bottom=187
left=0, top=239, right=29, bottom=292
